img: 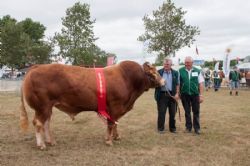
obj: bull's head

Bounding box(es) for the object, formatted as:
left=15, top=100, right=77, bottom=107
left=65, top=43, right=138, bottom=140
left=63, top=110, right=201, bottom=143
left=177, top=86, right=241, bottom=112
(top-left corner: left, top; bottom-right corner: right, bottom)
left=143, top=62, right=165, bottom=88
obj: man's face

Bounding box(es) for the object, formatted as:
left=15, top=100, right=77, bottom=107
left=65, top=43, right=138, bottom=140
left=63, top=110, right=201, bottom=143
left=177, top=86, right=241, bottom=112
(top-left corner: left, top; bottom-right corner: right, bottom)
left=163, top=61, right=172, bottom=71
left=185, top=60, right=193, bottom=70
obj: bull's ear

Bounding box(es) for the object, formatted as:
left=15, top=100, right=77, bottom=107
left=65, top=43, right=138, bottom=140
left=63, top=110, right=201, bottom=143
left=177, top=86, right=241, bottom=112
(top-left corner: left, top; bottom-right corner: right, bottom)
left=143, top=62, right=151, bottom=72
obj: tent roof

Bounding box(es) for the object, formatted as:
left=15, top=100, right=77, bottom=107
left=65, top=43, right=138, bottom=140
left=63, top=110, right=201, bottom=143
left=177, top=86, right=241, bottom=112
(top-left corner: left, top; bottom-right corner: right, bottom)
left=243, top=56, right=250, bottom=63
left=237, top=62, right=250, bottom=69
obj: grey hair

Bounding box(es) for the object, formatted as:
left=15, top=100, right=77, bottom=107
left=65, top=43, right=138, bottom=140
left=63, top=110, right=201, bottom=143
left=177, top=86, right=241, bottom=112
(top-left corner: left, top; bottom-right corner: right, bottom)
left=184, top=56, right=193, bottom=62
left=163, top=57, right=173, bottom=64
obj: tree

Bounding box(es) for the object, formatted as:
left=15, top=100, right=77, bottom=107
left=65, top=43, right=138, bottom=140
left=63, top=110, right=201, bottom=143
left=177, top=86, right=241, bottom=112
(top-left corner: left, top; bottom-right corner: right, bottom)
left=27, top=41, right=53, bottom=65
left=0, top=15, right=53, bottom=69
left=0, top=18, right=30, bottom=70
left=18, top=18, right=53, bottom=66
left=138, top=0, right=200, bottom=63
left=18, top=18, right=46, bottom=43
left=0, top=15, right=16, bottom=27
left=204, top=61, right=215, bottom=69
left=53, top=2, right=97, bottom=65
left=0, top=15, right=17, bottom=66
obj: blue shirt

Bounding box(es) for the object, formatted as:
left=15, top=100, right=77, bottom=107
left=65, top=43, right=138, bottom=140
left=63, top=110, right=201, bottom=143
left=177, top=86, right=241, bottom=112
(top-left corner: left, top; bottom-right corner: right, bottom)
left=161, top=70, right=172, bottom=91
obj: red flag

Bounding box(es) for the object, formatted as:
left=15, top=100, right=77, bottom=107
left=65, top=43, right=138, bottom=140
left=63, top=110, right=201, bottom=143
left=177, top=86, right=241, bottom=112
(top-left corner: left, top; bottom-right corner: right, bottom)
left=107, top=56, right=114, bottom=66
left=196, top=46, right=199, bottom=55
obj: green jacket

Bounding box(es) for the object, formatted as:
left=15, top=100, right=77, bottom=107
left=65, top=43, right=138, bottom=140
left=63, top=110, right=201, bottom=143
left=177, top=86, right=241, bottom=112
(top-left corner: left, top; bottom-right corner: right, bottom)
left=154, top=68, right=179, bottom=101
left=179, top=66, right=200, bottom=95
left=229, top=71, right=241, bottom=81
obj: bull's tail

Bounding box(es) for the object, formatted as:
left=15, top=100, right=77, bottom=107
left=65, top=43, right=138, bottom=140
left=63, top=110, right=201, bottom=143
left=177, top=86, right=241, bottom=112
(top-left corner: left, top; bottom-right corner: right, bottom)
left=20, top=86, right=29, bottom=132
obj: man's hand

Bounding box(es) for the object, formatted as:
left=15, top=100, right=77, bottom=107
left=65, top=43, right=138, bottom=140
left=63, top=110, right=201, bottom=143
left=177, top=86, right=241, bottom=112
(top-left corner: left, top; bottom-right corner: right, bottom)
left=174, top=93, right=179, bottom=101
left=199, top=95, right=204, bottom=103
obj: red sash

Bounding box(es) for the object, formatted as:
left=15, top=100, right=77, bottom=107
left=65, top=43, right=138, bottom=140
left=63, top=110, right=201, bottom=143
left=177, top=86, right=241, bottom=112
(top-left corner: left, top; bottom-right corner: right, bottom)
left=95, top=68, right=115, bottom=123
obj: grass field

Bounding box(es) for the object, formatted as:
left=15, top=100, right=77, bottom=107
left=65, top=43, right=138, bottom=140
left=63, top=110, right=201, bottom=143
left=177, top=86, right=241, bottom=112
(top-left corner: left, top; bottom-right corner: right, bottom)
left=0, top=88, right=250, bottom=166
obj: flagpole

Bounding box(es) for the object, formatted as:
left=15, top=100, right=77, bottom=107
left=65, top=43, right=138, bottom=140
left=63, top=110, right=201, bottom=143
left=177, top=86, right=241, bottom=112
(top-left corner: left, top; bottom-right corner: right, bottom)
left=196, top=45, right=199, bottom=56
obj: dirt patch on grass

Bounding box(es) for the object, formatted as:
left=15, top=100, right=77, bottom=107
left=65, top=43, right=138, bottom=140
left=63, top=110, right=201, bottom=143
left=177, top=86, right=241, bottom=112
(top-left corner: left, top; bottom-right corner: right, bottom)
left=0, top=88, right=250, bottom=166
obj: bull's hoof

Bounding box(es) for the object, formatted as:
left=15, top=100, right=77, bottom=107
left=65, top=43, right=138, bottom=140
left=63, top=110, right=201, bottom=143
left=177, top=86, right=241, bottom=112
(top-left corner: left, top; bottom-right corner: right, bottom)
left=37, top=145, right=46, bottom=150
left=113, top=135, right=121, bottom=141
left=105, top=140, right=113, bottom=146
left=46, top=141, right=57, bottom=146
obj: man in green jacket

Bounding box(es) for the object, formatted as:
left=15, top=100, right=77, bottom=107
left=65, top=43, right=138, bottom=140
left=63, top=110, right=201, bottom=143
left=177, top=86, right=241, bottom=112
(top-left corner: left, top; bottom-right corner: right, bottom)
left=154, top=58, right=179, bottom=133
left=179, top=56, right=204, bottom=135
left=229, top=66, right=241, bottom=96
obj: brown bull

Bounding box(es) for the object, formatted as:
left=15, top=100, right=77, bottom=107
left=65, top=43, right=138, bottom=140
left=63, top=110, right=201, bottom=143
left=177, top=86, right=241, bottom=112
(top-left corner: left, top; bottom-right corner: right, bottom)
left=20, top=60, right=165, bottom=149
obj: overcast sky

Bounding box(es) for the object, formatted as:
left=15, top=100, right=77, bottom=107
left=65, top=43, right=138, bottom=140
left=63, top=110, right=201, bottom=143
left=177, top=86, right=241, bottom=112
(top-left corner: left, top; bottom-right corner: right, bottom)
left=1, top=0, right=250, bottom=64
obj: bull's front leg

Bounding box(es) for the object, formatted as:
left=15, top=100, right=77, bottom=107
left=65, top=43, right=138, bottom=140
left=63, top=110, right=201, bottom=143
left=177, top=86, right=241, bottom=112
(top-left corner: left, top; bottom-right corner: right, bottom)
left=113, top=124, right=121, bottom=141
left=105, top=121, right=115, bottom=146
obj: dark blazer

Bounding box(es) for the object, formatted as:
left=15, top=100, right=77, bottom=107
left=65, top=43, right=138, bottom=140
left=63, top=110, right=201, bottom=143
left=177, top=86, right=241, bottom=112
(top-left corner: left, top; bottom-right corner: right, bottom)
left=154, top=68, right=179, bottom=101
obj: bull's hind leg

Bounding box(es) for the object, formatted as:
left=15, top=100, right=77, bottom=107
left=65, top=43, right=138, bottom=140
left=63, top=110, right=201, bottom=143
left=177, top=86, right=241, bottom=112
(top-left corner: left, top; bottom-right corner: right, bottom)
left=33, top=115, right=46, bottom=150
left=44, top=115, right=56, bottom=146
left=32, top=107, right=53, bottom=150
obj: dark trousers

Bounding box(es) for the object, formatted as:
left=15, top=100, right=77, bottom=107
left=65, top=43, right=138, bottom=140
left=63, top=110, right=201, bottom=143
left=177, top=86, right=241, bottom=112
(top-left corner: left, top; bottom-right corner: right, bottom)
left=181, top=94, right=200, bottom=131
left=214, top=79, right=220, bottom=90
left=157, top=92, right=176, bottom=131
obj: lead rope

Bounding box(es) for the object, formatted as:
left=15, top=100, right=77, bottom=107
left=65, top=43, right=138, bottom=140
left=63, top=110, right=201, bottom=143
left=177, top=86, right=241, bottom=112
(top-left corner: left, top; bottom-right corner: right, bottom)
left=165, top=90, right=181, bottom=122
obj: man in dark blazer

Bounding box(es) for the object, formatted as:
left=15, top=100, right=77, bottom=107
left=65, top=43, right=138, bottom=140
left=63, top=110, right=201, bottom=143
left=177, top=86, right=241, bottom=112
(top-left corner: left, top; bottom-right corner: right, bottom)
left=154, top=58, right=179, bottom=133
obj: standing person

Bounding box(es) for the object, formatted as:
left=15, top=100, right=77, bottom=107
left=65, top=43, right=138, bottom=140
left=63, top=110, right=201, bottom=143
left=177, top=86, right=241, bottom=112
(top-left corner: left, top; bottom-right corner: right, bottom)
left=218, top=70, right=225, bottom=89
left=229, top=66, right=241, bottom=96
left=240, top=72, right=246, bottom=87
left=204, top=69, right=211, bottom=91
left=246, top=71, right=250, bottom=87
left=154, top=58, right=179, bottom=133
left=179, top=56, right=204, bottom=134
left=213, top=70, right=220, bottom=91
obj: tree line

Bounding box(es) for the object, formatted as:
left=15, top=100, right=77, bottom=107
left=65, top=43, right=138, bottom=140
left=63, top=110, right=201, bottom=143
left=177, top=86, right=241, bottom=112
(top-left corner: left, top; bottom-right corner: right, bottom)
left=0, top=2, right=116, bottom=71
left=1, top=0, right=200, bottom=71
left=203, top=59, right=239, bottom=70
left=0, top=15, right=52, bottom=70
